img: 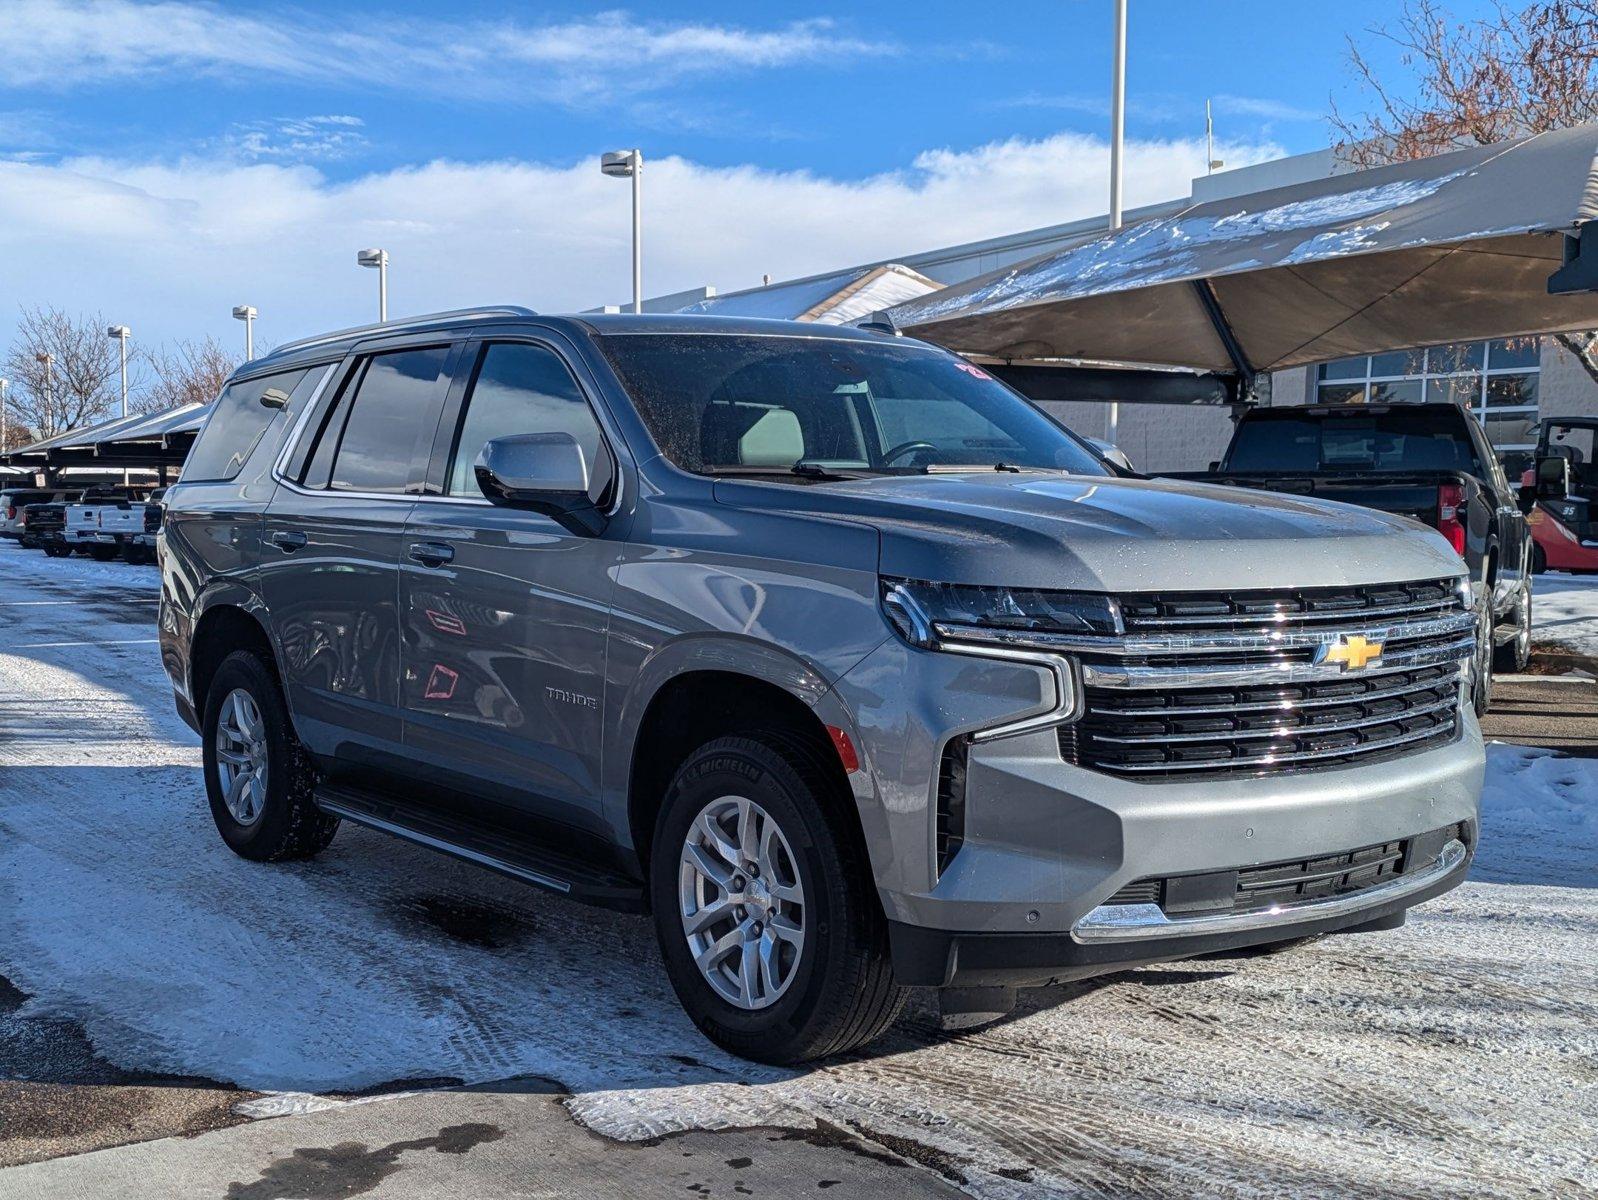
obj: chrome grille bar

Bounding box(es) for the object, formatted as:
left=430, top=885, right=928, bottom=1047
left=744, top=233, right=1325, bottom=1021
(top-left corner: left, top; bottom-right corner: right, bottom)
left=1120, top=597, right=1461, bottom=628
left=1079, top=635, right=1474, bottom=689
left=1099, top=720, right=1455, bottom=774
left=1086, top=668, right=1455, bottom=717
left=1087, top=695, right=1459, bottom=745
left=937, top=610, right=1475, bottom=658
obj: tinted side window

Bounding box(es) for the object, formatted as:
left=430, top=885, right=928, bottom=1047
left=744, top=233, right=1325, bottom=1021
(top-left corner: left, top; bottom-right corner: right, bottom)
left=181, top=369, right=309, bottom=482
left=446, top=343, right=607, bottom=498
left=328, top=347, right=450, bottom=494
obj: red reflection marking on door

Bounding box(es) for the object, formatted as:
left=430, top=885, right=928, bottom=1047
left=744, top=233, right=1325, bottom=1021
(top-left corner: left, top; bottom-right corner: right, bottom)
left=426, top=609, right=468, bottom=636
left=424, top=663, right=459, bottom=700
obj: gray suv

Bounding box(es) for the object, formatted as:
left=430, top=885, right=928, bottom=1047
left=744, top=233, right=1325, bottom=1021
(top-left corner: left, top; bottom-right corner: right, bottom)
left=159, top=308, right=1484, bottom=1063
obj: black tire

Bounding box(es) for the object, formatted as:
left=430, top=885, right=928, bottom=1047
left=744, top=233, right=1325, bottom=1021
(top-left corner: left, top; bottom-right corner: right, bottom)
left=88, top=545, right=117, bottom=562
left=1471, top=598, right=1494, bottom=716
left=650, top=732, right=907, bottom=1065
left=120, top=542, right=144, bottom=565
left=1531, top=543, right=1547, bottom=575
left=201, top=649, right=338, bottom=862
left=1492, top=577, right=1532, bottom=674
left=42, top=545, right=68, bottom=558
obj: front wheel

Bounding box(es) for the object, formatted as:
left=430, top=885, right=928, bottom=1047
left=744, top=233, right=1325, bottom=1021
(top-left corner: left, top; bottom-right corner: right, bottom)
left=202, top=650, right=338, bottom=861
left=1471, top=598, right=1495, bottom=715
left=1492, top=577, right=1532, bottom=674
left=650, top=734, right=906, bottom=1064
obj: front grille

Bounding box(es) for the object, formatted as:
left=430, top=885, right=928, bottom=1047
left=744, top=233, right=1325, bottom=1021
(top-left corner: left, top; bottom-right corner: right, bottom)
left=1065, top=663, right=1460, bottom=778
left=1058, top=577, right=1472, bottom=781
left=1104, top=823, right=1470, bottom=916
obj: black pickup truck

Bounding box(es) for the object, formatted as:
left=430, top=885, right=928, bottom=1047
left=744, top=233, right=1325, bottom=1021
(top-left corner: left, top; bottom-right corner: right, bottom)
left=1193, top=402, right=1532, bottom=712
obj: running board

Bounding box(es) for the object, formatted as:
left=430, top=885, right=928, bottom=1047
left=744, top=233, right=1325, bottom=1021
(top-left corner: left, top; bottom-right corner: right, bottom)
left=314, top=784, right=646, bottom=913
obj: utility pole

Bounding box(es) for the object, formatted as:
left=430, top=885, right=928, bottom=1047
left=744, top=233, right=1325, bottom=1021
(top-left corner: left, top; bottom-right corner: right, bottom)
left=108, top=326, right=132, bottom=485
left=0, top=378, right=8, bottom=457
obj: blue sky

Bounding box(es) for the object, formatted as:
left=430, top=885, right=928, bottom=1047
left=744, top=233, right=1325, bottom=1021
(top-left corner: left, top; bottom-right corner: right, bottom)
left=0, top=0, right=1489, bottom=358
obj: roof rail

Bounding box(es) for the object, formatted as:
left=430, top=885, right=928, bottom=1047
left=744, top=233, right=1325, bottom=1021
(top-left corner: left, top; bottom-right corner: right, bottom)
left=267, top=306, right=540, bottom=357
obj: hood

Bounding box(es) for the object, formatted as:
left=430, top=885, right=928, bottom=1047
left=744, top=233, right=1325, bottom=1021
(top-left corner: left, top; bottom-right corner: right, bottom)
left=713, top=471, right=1465, bottom=592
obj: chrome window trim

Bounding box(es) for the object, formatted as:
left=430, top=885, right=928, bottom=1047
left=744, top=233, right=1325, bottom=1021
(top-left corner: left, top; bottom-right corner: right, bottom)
left=271, top=363, right=339, bottom=481
left=1072, top=838, right=1467, bottom=943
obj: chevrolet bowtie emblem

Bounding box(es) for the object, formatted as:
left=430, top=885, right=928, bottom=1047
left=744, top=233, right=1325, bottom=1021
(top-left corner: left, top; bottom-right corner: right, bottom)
left=1317, top=634, right=1385, bottom=671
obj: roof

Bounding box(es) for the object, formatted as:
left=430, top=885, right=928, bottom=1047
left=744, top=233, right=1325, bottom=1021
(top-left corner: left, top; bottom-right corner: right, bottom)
left=892, top=123, right=1598, bottom=374
left=676, top=263, right=941, bottom=324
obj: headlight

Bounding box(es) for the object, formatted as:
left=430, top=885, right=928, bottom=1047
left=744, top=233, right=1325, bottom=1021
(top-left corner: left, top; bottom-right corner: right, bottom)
left=881, top=577, right=1121, bottom=648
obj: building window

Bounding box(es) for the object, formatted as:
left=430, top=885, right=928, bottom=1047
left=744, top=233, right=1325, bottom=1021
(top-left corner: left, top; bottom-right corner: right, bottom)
left=1314, top=338, right=1540, bottom=465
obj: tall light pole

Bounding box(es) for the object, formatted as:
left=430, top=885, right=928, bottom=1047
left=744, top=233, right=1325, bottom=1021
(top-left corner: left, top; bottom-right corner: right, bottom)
left=1106, top=0, right=1128, bottom=450
left=0, top=378, right=8, bottom=457
left=600, top=149, right=643, bottom=313
left=232, top=305, right=257, bottom=361
left=357, top=248, right=389, bottom=322
left=1108, top=0, right=1127, bottom=232
left=107, top=326, right=132, bottom=484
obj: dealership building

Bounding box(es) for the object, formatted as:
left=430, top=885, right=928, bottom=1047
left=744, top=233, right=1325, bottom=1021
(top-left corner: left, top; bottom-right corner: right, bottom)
left=626, top=148, right=1598, bottom=475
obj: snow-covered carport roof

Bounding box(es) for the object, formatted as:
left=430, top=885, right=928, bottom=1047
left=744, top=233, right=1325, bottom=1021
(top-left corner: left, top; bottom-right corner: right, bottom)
left=0, top=402, right=211, bottom=466
left=891, top=124, right=1598, bottom=385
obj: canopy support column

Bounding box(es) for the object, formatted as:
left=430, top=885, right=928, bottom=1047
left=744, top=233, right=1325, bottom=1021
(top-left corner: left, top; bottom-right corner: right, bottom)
left=1191, top=279, right=1258, bottom=401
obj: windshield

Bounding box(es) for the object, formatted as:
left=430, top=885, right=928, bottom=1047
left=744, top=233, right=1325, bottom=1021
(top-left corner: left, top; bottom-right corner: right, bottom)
left=1225, top=410, right=1482, bottom=474
left=595, top=333, right=1109, bottom=478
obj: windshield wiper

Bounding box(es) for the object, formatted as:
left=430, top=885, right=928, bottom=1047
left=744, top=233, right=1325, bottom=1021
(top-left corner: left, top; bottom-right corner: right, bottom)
left=703, top=464, right=860, bottom=482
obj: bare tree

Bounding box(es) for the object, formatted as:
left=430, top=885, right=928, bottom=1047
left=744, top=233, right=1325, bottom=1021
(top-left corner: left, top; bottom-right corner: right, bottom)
left=1333, top=1, right=1598, bottom=375
left=139, top=337, right=239, bottom=414
left=2, top=307, right=121, bottom=441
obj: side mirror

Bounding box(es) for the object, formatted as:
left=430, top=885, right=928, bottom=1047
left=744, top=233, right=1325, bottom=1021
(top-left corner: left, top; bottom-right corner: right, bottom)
left=474, top=432, right=606, bottom=536
left=1535, top=455, right=1570, bottom=501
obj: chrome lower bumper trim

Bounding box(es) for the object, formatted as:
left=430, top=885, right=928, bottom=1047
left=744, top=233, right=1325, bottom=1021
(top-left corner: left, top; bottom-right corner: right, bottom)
left=1071, top=838, right=1468, bottom=944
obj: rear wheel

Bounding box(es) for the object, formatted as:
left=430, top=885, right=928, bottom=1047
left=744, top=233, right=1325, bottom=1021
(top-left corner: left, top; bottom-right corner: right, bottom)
left=1531, top=543, right=1548, bottom=575
left=202, top=650, right=338, bottom=862
left=1492, top=577, right=1532, bottom=674
left=650, top=733, right=906, bottom=1064
left=88, top=544, right=117, bottom=562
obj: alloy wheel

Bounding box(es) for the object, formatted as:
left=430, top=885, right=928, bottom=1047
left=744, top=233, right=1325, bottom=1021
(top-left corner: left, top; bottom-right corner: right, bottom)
left=678, top=796, right=806, bottom=1010
left=215, top=688, right=269, bottom=826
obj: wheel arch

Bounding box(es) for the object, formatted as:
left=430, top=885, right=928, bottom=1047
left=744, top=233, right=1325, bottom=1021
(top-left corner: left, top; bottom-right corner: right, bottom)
left=613, top=638, right=872, bottom=888
left=188, top=585, right=282, bottom=723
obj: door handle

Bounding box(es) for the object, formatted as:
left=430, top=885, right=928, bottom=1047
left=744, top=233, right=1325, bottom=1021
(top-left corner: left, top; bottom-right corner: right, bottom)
left=270, top=530, right=308, bottom=553
left=408, top=541, right=455, bottom=567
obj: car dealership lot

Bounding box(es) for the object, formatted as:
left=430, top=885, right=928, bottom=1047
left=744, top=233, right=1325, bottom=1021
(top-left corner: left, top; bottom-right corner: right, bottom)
left=0, top=542, right=1595, bottom=1199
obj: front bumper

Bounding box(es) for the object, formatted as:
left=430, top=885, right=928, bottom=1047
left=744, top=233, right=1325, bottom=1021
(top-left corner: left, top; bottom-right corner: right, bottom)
left=834, top=631, right=1485, bottom=986
left=889, top=830, right=1471, bottom=986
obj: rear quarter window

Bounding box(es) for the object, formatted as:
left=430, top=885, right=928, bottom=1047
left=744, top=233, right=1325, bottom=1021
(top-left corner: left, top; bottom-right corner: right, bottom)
left=182, top=369, right=311, bottom=483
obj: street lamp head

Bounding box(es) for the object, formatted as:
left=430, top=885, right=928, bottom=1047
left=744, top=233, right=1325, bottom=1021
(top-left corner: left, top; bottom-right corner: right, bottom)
left=600, top=149, right=640, bottom=178
left=232, top=305, right=257, bottom=321
left=356, top=248, right=388, bottom=268
left=35, top=352, right=51, bottom=364
left=107, top=325, right=130, bottom=339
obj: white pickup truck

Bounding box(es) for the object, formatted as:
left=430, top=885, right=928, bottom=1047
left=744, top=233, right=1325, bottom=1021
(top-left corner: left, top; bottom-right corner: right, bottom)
left=97, top=488, right=167, bottom=564
left=62, top=488, right=158, bottom=561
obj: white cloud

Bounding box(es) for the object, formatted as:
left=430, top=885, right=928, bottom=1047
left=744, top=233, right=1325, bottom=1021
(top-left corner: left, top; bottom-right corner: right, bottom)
left=227, top=115, right=368, bottom=162
left=1212, top=95, right=1323, bottom=123
left=0, top=131, right=1281, bottom=357
left=0, top=2, right=893, bottom=103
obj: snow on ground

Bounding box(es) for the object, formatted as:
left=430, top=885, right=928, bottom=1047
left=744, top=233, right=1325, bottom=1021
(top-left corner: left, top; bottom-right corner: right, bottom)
left=1, top=541, right=1595, bottom=1199
left=1533, top=572, right=1598, bottom=658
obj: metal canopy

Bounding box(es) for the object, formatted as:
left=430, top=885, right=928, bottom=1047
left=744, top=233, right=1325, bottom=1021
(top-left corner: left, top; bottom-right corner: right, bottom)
left=892, top=124, right=1598, bottom=379
left=0, top=401, right=210, bottom=468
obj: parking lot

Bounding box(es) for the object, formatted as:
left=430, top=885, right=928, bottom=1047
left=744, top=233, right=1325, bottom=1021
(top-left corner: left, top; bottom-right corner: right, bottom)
left=1, top=541, right=1595, bottom=1199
